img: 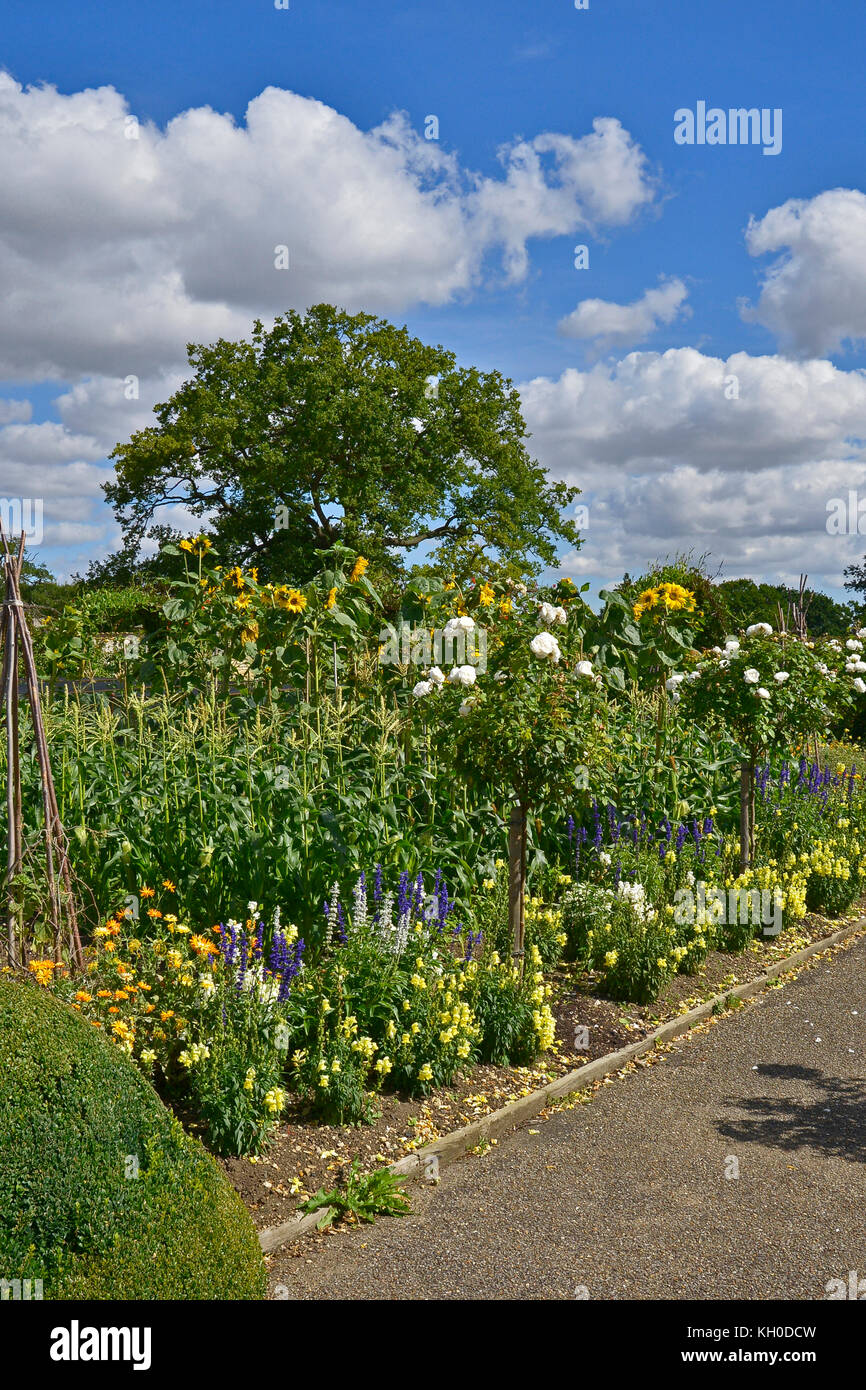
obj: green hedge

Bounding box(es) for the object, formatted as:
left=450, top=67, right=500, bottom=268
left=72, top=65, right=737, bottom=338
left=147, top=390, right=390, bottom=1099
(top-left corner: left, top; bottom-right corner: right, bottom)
left=0, top=975, right=266, bottom=1300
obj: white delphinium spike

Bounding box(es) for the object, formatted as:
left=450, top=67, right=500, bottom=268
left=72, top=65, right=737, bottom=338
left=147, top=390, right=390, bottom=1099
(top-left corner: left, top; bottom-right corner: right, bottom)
left=395, top=903, right=411, bottom=955
left=352, top=874, right=368, bottom=933
left=325, top=882, right=340, bottom=949
left=377, top=891, right=394, bottom=948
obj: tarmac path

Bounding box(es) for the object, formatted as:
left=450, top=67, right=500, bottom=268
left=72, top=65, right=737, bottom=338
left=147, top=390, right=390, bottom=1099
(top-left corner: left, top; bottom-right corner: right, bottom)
left=271, top=937, right=866, bottom=1300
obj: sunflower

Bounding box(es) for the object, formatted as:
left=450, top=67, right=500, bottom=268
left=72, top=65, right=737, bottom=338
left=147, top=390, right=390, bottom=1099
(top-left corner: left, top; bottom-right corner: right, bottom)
left=633, top=582, right=696, bottom=620
left=273, top=585, right=307, bottom=614
left=349, top=556, right=369, bottom=582
left=180, top=534, right=213, bottom=557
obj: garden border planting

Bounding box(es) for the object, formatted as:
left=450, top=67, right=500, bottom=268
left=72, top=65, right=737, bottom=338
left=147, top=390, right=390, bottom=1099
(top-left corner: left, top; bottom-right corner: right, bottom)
left=258, top=914, right=866, bottom=1252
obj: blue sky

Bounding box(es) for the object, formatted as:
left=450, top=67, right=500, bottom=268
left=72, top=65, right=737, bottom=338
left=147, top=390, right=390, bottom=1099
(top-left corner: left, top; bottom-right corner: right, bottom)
left=2, top=0, right=866, bottom=599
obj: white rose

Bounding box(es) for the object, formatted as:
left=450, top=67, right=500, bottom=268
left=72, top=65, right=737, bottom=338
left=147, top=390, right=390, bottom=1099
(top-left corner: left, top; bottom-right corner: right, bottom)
left=686, top=669, right=701, bottom=681
left=443, top=615, right=475, bottom=638
left=448, top=664, right=477, bottom=687
left=746, top=622, right=773, bottom=637
left=857, top=628, right=866, bottom=640
left=756, top=687, right=770, bottom=699
left=854, top=678, right=866, bottom=694
left=851, top=661, right=866, bottom=674
left=743, top=668, right=760, bottom=684
left=412, top=680, right=433, bottom=698
left=773, top=671, right=789, bottom=683
left=427, top=666, right=445, bottom=686
left=458, top=700, right=475, bottom=716
left=665, top=673, right=685, bottom=691
left=530, top=632, right=562, bottom=662
left=846, top=638, right=863, bottom=651
left=575, top=660, right=594, bottom=677
left=538, top=602, right=567, bottom=626
left=724, top=638, right=740, bottom=653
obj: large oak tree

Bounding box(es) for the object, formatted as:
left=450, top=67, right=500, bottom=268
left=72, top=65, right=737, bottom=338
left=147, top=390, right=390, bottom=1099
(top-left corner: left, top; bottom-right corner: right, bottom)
left=105, top=304, right=580, bottom=583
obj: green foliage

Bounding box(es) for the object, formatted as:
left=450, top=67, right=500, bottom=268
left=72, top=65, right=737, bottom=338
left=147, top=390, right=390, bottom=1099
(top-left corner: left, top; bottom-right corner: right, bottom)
left=16, top=558, right=79, bottom=612
left=0, top=975, right=266, bottom=1299
left=618, top=552, right=727, bottom=647
left=301, top=1159, right=411, bottom=1227
left=560, top=880, right=680, bottom=1002
left=107, top=304, right=581, bottom=583
left=718, top=578, right=857, bottom=638
left=681, top=631, right=855, bottom=758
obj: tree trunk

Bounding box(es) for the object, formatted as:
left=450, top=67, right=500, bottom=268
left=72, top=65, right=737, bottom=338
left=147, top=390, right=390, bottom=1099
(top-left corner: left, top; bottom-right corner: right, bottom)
left=739, top=753, right=757, bottom=873
left=739, top=760, right=751, bottom=873
left=508, top=801, right=528, bottom=973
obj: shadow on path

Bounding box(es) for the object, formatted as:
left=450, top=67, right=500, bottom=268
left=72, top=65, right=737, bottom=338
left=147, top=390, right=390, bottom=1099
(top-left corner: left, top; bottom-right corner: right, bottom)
left=717, top=1064, right=866, bottom=1163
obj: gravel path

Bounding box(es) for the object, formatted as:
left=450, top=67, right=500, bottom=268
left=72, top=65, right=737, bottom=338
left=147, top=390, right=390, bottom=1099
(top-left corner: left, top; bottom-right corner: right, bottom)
left=271, top=938, right=866, bottom=1301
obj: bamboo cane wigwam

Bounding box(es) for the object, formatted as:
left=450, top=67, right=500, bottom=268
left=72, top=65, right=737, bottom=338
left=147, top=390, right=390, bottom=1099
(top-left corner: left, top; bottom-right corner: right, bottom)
left=0, top=524, right=84, bottom=970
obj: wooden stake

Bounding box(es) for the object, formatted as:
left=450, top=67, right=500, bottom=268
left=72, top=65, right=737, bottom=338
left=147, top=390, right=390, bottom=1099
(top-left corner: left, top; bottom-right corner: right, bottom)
left=3, top=548, right=23, bottom=966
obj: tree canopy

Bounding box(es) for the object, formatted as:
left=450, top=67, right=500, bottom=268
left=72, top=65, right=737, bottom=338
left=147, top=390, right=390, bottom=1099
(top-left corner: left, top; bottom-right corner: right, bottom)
left=716, top=578, right=856, bottom=638
left=105, top=304, right=581, bottom=584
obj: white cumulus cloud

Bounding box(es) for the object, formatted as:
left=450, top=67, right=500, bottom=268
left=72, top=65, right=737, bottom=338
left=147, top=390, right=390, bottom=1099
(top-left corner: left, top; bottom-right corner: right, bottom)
left=0, top=74, right=657, bottom=381
left=558, top=275, right=689, bottom=348
left=741, top=188, right=866, bottom=356
left=521, top=347, right=866, bottom=592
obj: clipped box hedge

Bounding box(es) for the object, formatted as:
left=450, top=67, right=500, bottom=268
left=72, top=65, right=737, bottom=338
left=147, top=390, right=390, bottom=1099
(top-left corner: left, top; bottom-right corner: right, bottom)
left=0, top=974, right=265, bottom=1300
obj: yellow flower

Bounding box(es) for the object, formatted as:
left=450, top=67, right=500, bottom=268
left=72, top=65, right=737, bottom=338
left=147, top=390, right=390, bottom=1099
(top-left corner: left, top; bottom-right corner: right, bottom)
left=349, top=556, right=369, bottom=582
left=633, top=582, right=696, bottom=620
left=478, top=581, right=495, bottom=607
left=264, top=1086, right=286, bottom=1114
left=273, top=585, right=307, bottom=614
left=326, top=586, right=338, bottom=610
left=181, top=535, right=212, bottom=556
left=28, top=959, right=57, bottom=987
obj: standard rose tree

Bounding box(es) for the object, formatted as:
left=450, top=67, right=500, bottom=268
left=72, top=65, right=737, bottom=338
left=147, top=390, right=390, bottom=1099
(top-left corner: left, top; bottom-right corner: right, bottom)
left=680, top=625, right=862, bottom=869
left=413, top=578, right=610, bottom=966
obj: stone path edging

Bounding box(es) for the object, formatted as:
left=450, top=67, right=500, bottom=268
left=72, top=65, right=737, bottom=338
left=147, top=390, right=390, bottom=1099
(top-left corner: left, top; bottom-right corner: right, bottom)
left=258, top=917, right=865, bottom=1253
